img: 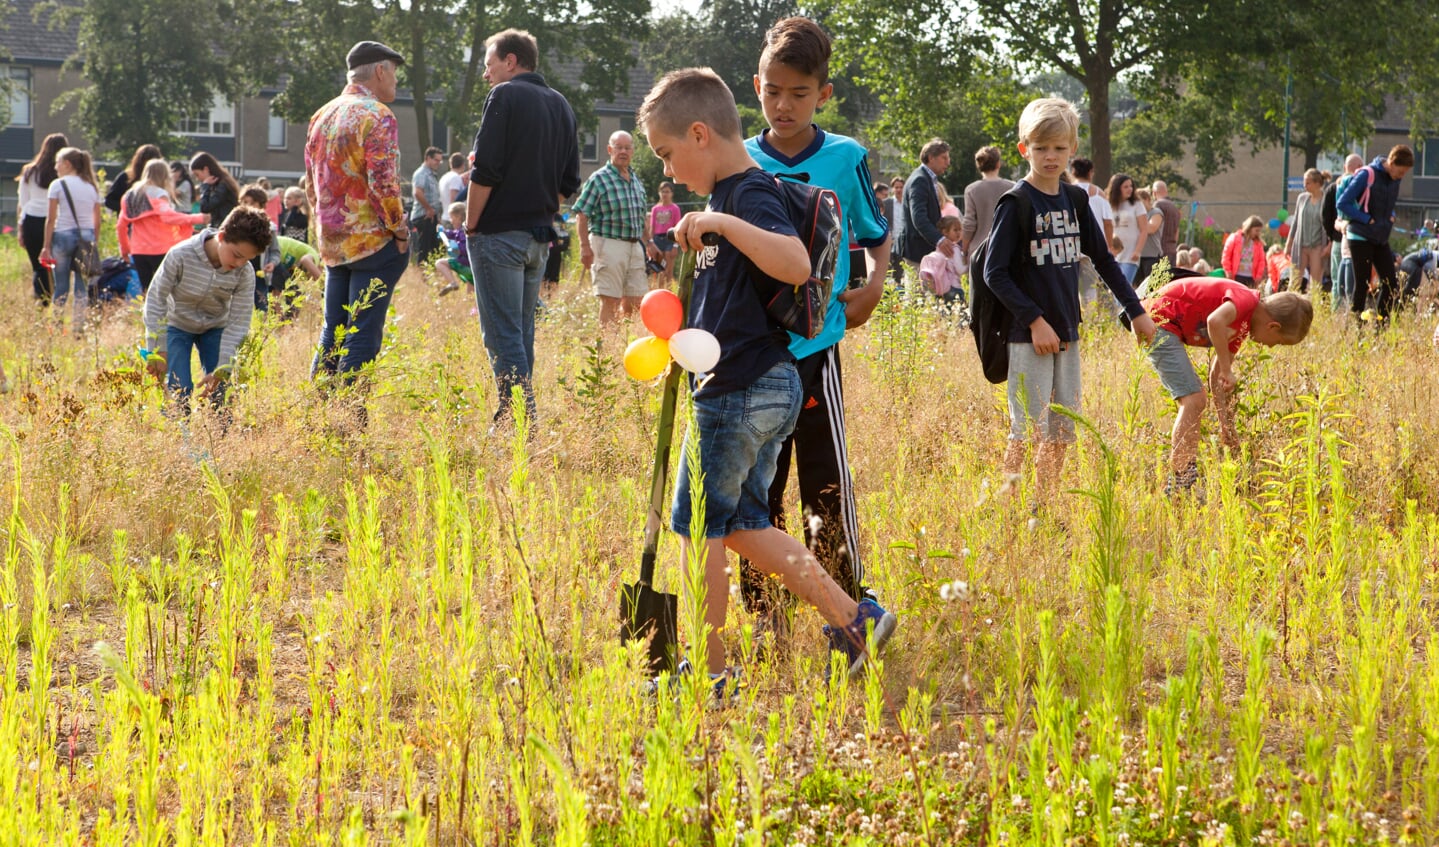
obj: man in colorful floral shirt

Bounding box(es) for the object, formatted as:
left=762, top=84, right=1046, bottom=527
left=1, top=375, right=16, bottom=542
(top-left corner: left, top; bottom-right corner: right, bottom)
left=305, top=40, right=410, bottom=388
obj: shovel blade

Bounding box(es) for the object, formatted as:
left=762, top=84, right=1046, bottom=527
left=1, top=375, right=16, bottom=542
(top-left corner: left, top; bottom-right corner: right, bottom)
left=621, top=582, right=678, bottom=674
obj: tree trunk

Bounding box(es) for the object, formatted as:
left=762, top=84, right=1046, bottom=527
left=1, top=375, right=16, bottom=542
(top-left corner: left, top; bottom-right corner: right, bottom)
left=1088, top=77, right=1113, bottom=185
left=409, top=9, right=430, bottom=152
left=456, top=3, right=489, bottom=143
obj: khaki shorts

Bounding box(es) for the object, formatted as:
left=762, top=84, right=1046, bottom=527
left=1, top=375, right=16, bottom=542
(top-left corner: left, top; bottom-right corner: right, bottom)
left=590, top=235, right=648, bottom=298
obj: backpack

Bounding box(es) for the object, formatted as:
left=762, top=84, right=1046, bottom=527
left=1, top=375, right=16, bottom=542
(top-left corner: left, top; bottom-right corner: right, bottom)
left=968, top=181, right=1092, bottom=384
left=724, top=169, right=843, bottom=339
left=1353, top=165, right=1376, bottom=216
left=94, top=257, right=141, bottom=302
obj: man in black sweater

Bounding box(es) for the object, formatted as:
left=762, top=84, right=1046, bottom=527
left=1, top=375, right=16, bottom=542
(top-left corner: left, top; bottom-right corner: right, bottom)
left=464, top=28, right=581, bottom=430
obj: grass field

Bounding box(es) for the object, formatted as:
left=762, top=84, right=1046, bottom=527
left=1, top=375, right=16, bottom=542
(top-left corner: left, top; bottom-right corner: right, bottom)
left=2, top=237, right=1437, bottom=846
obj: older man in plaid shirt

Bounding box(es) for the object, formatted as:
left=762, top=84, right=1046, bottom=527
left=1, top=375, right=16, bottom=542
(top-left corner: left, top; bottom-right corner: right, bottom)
left=573, top=130, right=654, bottom=326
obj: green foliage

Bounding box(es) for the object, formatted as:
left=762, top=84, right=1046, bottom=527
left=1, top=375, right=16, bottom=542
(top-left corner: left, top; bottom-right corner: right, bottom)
left=814, top=0, right=1034, bottom=182
left=40, top=0, right=271, bottom=155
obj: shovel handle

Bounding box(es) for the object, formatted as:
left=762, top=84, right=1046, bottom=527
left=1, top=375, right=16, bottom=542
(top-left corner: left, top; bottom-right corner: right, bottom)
left=637, top=250, right=697, bottom=587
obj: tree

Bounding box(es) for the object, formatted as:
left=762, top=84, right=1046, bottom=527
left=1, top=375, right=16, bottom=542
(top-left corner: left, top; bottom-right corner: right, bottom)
left=813, top=0, right=1033, bottom=182
left=1168, top=0, right=1439, bottom=172
left=270, top=0, right=651, bottom=153
left=965, top=0, right=1252, bottom=183
left=40, top=0, right=265, bottom=155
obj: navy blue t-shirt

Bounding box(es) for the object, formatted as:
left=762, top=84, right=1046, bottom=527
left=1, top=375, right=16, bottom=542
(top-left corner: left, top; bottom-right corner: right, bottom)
left=985, top=180, right=1142, bottom=343
left=688, top=170, right=797, bottom=397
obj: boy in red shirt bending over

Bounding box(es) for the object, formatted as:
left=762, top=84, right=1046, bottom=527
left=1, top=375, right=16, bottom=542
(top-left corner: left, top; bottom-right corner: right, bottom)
left=1143, top=280, right=1313, bottom=494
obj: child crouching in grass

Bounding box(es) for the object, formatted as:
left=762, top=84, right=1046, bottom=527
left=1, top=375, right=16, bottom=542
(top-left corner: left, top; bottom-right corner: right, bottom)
left=638, top=68, right=896, bottom=698
left=435, top=202, right=473, bottom=296
left=142, top=206, right=271, bottom=409
left=1142, top=280, right=1312, bottom=494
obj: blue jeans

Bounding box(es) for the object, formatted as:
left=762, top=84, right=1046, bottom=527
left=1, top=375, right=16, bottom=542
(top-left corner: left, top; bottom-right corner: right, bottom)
left=312, top=239, right=407, bottom=383
left=467, top=230, right=548, bottom=419
left=671, top=360, right=802, bottom=539
left=50, top=228, right=94, bottom=324
left=166, top=325, right=224, bottom=402
left=1117, top=262, right=1139, bottom=284
left=1334, top=257, right=1355, bottom=312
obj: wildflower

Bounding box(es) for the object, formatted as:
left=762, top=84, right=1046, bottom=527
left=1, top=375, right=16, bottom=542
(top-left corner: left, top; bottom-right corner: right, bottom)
left=1027, top=517, right=1039, bottom=531
left=938, top=579, right=971, bottom=602
left=807, top=514, right=823, bottom=536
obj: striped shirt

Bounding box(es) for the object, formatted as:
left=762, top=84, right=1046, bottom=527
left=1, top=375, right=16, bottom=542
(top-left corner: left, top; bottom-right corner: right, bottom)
left=571, top=162, right=647, bottom=240
left=142, top=230, right=255, bottom=366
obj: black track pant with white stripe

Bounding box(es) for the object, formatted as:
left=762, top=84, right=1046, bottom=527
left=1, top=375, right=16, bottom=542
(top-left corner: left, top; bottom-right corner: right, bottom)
left=740, top=345, right=865, bottom=613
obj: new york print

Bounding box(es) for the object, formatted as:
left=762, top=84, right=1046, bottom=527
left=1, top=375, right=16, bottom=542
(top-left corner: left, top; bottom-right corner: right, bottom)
left=1030, top=209, right=1082, bottom=267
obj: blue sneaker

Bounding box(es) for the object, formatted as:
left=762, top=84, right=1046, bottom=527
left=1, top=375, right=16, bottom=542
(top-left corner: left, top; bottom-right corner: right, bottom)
left=823, top=598, right=897, bottom=680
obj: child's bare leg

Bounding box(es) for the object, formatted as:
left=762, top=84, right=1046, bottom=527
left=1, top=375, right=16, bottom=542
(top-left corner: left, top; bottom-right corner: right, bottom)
left=724, top=527, right=858, bottom=631
left=680, top=536, right=733, bottom=676
left=1171, top=391, right=1206, bottom=472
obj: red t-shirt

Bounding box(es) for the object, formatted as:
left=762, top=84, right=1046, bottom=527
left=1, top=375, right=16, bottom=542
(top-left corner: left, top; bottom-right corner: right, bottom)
left=1145, top=278, right=1259, bottom=353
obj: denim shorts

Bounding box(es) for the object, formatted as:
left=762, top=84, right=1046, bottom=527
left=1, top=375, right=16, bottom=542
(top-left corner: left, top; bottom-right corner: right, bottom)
left=671, top=360, right=801, bottom=539
left=1147, top=328, right=1203, bottom=399
left=1007, top=341, right=1081, bottom=443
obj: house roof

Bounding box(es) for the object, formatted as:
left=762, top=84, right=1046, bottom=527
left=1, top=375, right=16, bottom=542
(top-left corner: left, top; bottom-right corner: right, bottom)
left=548, top=58, right=653, bottom=115
left=1, top=0, right=80, bottom=64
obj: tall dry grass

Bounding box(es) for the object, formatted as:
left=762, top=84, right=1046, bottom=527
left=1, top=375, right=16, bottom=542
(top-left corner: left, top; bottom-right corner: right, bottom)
left=2, top=234, right=1437, bottom=845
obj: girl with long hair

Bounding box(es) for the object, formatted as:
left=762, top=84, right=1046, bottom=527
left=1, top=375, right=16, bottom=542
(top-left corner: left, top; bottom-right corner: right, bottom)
left=117, top=159, right=208, bottom=293
left=40, top=147, right=101, bottom=327
left=105, top=143, right=163, bottom=213
left=189, top=151, right=240, bottom=227
left=1222, top=216, right=1267, bottom=287
left=1107, top=173, right=1141, bottom=283
left=16, top=132, right=68, bottom=303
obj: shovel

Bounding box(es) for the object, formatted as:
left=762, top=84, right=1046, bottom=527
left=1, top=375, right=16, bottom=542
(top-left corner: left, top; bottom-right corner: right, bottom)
left=621, top=250, right=696, bottom=675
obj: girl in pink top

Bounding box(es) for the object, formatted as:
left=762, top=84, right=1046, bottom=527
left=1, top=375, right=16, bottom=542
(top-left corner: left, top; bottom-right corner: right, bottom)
left=1221, top=216, right=1266, bottom=288
left=117, top=159, right=208, bottom=293
left=648, top=181, right=682, bottom=284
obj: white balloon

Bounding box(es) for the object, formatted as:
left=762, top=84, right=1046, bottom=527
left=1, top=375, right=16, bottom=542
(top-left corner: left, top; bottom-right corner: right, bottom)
left=668, top=328, right=721, bottom=374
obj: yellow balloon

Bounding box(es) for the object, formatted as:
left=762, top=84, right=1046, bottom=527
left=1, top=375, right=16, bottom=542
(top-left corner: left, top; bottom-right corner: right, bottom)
left=623, top=336, right=672, bottom=380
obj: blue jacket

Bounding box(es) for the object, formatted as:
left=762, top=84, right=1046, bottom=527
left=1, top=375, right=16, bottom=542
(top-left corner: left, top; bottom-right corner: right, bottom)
left=1337, top=157, right=1403, bottom=244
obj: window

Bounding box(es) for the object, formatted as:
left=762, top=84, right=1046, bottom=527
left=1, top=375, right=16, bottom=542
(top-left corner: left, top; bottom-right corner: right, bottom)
left=581, top=131, right=598, bottom=162
left=5, top=66, right=31, bottom=127
left=178, top=96, right=235, bottom=136
left=267, top=105, right=287, bottom=150
left=1420, top=138, right=1439, bottom=178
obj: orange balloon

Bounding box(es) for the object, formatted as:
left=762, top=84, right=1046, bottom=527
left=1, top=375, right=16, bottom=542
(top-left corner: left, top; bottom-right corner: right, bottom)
left=640, top=289, right=684, bottom=339
left=623, top=336, right=672, bottom=381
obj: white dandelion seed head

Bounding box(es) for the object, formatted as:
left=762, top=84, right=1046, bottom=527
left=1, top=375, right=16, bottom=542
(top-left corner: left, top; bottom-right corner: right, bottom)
left=1027, top=517, right=1039, bottom=531
left=807, top=514, right=823, bottom=535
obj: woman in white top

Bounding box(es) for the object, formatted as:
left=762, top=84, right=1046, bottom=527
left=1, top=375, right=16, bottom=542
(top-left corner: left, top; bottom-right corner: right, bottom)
left=40, top=147, right=102, bottom=326
left=15, top=132, right=69, bottom=304
left=1107, top=173, right=1142, bottom=283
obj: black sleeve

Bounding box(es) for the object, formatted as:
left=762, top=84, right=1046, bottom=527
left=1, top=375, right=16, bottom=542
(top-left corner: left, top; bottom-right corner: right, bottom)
left=1321, top=184, right=1340, bottom=242
left=104, top=173, right=129, bottom=214
left=1069, top=184, right=1144, bottom=318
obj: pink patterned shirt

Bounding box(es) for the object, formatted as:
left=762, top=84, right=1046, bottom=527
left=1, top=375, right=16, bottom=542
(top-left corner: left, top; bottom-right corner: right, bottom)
left=304, top=83, right=407, bottom=266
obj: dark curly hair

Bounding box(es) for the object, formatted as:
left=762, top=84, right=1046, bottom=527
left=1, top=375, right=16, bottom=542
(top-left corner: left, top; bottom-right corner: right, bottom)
left=219, top=206, right=274, bottom=252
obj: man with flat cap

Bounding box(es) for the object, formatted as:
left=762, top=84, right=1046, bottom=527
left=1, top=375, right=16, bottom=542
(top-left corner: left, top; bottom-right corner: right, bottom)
left=305, top=40, right=410, bottom=398
left=465, top=28, right=580, bottom=432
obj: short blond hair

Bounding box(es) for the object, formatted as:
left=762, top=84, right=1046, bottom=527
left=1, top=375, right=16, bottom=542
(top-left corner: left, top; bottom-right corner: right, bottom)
left=1262, top=291, right=1313, bottom=341
left=1018, top=97, right=1080, bottom=148
left=637, top=67, right=741, bottom=142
